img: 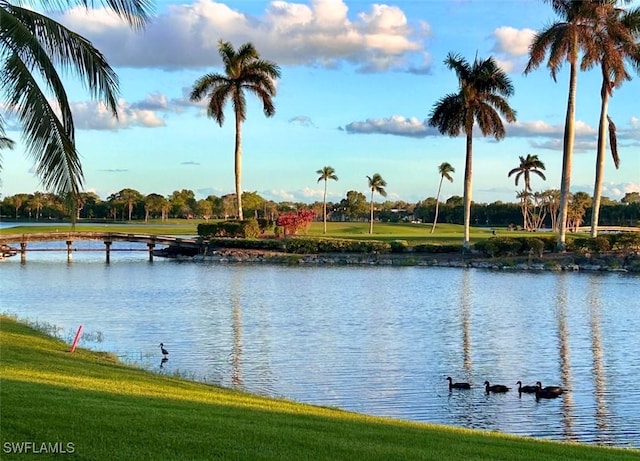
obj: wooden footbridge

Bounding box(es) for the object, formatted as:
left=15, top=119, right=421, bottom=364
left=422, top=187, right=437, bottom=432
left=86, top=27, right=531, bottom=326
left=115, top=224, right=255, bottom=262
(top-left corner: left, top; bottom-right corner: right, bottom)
left=0, top=232, right=202, bottom=262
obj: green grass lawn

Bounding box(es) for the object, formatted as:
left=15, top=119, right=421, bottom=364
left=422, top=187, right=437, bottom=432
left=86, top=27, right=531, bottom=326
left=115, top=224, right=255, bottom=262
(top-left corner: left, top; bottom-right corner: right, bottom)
left=1, top=220, right=539, bottom=246
left=1, top=316, right=637, bottom=460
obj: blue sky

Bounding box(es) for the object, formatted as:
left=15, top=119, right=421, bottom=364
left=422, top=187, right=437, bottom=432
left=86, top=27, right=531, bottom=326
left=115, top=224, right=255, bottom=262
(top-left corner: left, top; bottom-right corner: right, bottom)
left=3, top=0, right=639, bottom=205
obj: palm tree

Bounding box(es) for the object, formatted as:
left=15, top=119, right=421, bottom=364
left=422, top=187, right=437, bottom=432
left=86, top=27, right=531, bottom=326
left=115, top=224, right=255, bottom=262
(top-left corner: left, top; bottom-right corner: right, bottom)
left=428, top=52, right=516, bottom=249
left=524, top=0, right=605, bottom=249
left=1, top=0, right=151, bottom=200
left=316, top=166, right=338, bottom=234
left=508, top=154, right=547, bottom=192
left=190, top=41, right=281, bottom=220
left=367, top=173, right=387, bottom=234
left=585, top=3, right=640, bottom=237
left=431, top=162, right=455, bottom=234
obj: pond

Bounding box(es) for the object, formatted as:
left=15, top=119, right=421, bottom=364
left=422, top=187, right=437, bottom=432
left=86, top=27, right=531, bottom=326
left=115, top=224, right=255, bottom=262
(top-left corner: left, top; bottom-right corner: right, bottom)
left=1, top=244, right=639, bottom=448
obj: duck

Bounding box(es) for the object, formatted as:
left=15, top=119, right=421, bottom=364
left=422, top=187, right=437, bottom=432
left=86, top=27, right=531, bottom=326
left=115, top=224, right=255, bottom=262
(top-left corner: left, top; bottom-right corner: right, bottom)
left=160, top=343, right=169, bottom=356
left=484, top=381, right=510, bottom=393
left=535, top=381, right=564, bottom=396
left=535, top=383, right=563, bottom=400
left=516, top=381, right=538, bottom=394
left=446, top=376, right=471, bottom=390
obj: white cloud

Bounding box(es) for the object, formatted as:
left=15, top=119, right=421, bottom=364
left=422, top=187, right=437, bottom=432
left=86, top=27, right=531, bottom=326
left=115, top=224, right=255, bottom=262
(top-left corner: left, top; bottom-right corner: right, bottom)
left=489, top=26, right=536, bottom=74
left=507, top=120, right=597, bottom=138
left=492, top=26, right=535, bottom=56
left=72, top=99, right=165, bottom=130
left=344, top=115, right=437, bottom=137
left=57, top=0, right=430, bottom=73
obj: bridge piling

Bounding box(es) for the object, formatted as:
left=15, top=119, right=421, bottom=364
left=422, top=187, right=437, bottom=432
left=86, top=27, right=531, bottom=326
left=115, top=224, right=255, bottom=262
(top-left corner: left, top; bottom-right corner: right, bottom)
left=66, top=240, right=73, bottom=261
left=104, top=240, right=112, bottom=263
left=147, top=242, right=155, bottom=262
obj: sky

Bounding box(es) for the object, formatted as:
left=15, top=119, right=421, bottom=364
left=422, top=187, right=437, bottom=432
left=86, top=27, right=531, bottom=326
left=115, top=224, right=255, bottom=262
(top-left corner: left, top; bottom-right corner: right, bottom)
left=2, top=0, right=640, bottom=206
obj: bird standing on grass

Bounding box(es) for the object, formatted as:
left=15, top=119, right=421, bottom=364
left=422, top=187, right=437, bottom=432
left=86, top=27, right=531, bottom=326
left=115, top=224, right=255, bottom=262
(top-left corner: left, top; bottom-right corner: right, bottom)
left=160, top=343, right=169, bottom=356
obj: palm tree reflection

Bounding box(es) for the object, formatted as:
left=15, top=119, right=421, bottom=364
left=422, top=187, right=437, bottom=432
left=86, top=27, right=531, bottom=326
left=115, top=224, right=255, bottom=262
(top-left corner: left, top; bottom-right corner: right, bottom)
left=231, top=270, right=244, bottom=387
left=588, top=277, right=610, bottom=443
left=555, top=274, right=575, bottom=441
left=461, top=269, right=472, bottom=373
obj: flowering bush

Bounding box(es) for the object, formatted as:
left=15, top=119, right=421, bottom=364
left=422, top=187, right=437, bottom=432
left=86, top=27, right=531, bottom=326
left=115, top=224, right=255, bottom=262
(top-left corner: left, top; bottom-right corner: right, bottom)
left=276, top=210, right=315, bottom=236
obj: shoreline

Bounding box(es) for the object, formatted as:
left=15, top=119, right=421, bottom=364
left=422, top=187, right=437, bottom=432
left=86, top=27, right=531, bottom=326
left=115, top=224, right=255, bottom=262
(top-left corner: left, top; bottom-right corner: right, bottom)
left=184, top=248, right=639, bottom=273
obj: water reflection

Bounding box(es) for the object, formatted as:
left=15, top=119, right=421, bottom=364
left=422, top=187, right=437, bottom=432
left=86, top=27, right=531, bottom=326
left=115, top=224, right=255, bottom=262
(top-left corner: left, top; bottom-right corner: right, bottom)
left=588, top=277, right=610, bottom=444
left=460, top=270, right=472, bottom=373
left=554, top=274, right=576, bottom=441
left=231, top=269, right=244, bottom=388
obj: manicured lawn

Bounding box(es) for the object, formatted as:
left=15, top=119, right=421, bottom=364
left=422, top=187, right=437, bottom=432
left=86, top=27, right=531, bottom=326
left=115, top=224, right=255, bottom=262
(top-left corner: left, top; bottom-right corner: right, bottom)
left=0, top=220, right=538, bottom=246
left=1, top=316, right=637, bottom=460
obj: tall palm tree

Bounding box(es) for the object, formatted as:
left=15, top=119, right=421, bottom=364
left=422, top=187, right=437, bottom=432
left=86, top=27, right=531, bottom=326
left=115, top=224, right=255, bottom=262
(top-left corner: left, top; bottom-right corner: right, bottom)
left=1, top=0, right=151, bottom=199
left=431, top=162, right=455, bottom=234
left=524, top=0, right=606, bottom=249
left=428, top=52, right=516, bottom=249
left=190, top=41, right=281, bottom=220
left=508, top=154, right=547, bottom=192
left=584, top=2, right=640, bottom=237
left=367, top=173, right=387, bottom=234
left=316, top=166, right=338, bottom=234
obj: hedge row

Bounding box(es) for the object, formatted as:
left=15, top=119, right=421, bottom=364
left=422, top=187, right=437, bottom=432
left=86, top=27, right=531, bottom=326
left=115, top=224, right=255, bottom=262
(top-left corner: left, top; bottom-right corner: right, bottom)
left=473, top=233, right=640, bottom=257
left=198, top=219, right=273, bottom=239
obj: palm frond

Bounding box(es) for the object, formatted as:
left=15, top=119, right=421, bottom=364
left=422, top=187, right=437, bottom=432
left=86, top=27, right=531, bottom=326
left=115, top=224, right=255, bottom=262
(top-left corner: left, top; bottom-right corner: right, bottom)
left=607, top=115, right=620, bottom=169
left=3, top=51, right=83, bottom=194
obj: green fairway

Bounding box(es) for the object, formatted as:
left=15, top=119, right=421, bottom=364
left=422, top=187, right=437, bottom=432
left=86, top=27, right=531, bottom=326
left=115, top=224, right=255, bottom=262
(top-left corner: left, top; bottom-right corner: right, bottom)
left=1, top=220, right=539, bottom=246
left=1, top=316, right=637, bottom=460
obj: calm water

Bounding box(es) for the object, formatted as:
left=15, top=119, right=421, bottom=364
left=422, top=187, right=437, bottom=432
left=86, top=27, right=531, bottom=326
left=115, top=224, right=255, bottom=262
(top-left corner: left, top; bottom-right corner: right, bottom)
left=1, top=243, right=639, bottom=448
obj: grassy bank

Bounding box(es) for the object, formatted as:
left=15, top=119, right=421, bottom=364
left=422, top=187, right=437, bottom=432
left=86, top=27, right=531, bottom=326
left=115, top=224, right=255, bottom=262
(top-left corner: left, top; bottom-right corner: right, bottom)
left=0, top=221, right=530, bottom=245
left=1, top=316, right=638, bottom=461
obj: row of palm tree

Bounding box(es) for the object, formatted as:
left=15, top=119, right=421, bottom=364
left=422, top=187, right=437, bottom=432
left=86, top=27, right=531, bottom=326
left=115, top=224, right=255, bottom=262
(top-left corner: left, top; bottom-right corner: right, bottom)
left=316, top=166, right=388, bottom=235
left=2, top=1, right=638, bottom=246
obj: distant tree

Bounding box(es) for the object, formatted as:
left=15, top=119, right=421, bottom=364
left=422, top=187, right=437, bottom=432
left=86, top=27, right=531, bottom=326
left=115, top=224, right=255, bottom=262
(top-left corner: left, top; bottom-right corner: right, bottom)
left=431, top=162, right=455, bottom=234
left=339, top=190, right=368, bottom=221
left=367, top=173, right=388, bottom=234
left=508, top=154, right=546, bottom=192
left=190, top=41, right=281, bottom=220
left=196, top=199, right=213, bottom=220
left=241, top=191, right=265, bottom=219
left=144, top=193, right=168, bottom=222
left=567, top=191, right=592, bottom=231
left=622, top=192, right=640, bottom=204
left=316, top=166, right=338, bottom=234
left=168, top=189, right=196, bottom=218
left=428, top=52, right=516, bottom=249
left=508, top=154, right=546, bottom=230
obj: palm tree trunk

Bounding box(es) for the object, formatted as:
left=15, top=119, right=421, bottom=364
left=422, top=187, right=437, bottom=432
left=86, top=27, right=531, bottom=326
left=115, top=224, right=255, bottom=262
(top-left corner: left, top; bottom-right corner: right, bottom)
left=557, top=37, right=578, bottom=251
left=462, top=129, right=473, bottom=249
left=323, top=180, right=327, bottom=234
left=369, top=189, right=374, bottom=234
left=431, top=176, right=444, bottom=234
left=235, top=111, right=243, bottom=220
left=590, top=77, right=610, bottom=238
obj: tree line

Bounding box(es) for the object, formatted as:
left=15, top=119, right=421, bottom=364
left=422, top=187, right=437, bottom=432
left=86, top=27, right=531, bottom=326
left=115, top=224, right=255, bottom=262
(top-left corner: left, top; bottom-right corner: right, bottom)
left=2, top=0, right=639, bottom=248
left=2, top=189, right=638, bottom=229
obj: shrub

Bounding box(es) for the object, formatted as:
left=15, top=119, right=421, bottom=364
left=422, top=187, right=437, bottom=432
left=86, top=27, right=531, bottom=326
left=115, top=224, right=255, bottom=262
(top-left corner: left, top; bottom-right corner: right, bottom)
left=242, top=219, right=260, bottom=239
left=390, top=240, right=409, bottom=253
left=612, top=232, right=640, bottom=251
left=276, top=210, right=315, bottom=236
left=524, top=238, right=545, bottom=257
left=257, top=218, right=274, bottom=234
left=589, top=235, right=612, bottom=253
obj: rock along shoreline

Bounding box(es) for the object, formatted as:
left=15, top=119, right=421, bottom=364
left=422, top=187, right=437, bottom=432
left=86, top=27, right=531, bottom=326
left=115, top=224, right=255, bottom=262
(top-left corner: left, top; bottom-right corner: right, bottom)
left=178, top=248, right=639, bottom=273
